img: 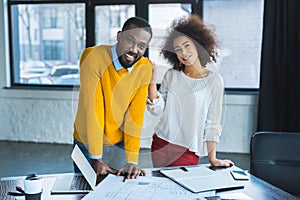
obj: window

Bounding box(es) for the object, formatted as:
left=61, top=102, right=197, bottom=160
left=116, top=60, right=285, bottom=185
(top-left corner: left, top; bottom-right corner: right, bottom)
left=148, top=3, right=191, bottom=83
left=203, top=0, right=264, bottom=89
left=7, top=0, right=263, bottom=90
left=95, top=5, right=135, bottom=45
left=110, top=6, right=121, bottom=28
left=9, top=3, right=85, bottom=86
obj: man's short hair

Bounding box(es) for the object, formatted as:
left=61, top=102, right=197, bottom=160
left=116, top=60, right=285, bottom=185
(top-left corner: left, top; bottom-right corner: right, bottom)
left=122, top=17, right=152, bottom=38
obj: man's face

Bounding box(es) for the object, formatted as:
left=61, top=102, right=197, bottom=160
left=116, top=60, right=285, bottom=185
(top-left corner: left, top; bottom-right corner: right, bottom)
left=116, top=24, right=151, bottom=68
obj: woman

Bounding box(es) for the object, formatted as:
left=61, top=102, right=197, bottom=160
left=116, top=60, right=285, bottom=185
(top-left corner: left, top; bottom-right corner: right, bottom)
left=147, top=14, right=234, bottom=168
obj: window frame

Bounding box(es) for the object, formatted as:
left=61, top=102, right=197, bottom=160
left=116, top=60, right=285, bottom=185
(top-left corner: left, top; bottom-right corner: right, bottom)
left=5, top=0, right=260, bottom=93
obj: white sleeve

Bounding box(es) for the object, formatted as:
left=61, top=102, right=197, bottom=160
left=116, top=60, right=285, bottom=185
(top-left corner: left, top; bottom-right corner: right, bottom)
left=147, top=91, right=164, bottom=116
left=204, top=75, right=224, bottom=142
left=146, top=69, right=170, bottom=116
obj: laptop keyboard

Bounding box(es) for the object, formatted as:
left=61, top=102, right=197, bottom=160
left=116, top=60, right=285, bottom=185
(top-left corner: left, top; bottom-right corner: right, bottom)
left=1, top=179, right=23, bottom=200
left=70, top=175, right=91, bottom=190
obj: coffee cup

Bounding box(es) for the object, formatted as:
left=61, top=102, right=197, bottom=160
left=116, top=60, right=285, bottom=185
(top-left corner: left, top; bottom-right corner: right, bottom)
left=24, top=174, right=43, bottom=200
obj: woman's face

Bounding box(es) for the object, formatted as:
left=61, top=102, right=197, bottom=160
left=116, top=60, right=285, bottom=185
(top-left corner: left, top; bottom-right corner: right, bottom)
left=173, top=36, right=199, bottom=67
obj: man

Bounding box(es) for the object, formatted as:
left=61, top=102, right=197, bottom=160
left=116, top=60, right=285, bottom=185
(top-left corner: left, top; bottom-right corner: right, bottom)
left=73, top=17, right=152, bottom=179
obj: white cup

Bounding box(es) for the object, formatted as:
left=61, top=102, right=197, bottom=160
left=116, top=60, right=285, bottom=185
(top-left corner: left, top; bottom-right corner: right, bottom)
left=24, top=175, right=43, bottom=200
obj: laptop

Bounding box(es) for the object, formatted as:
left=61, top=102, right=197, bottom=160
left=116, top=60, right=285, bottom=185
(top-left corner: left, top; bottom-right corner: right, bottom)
left=160, top=166, right=245, bottom=193
left=50, top=144, right=97, bottom=194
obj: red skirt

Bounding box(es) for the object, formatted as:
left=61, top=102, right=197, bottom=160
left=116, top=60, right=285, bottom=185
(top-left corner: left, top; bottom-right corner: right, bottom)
left=151, top=134, right=199, bottom=168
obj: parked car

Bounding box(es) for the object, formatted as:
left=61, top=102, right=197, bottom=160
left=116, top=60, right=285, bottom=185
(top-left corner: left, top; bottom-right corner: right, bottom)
left=20, top=67, right=50, bottom=75
left=49, top=64, right=79, bottom=79
left=20, top=73, right=54, bottom=84
left=43, top=60, right=66, bottom=68
left=54, top=74, right=80, bottom=86
left=20, top=60, right=46, bottom=69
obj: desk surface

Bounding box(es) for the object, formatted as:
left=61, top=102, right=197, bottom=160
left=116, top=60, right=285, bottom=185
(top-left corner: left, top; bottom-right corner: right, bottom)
left=1, top=165, right=298, bottom=200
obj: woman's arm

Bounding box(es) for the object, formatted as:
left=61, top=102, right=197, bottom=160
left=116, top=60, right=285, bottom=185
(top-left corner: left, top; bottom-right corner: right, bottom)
left=205, top=74, right=233, bottom=167
left=207, top=141, right=234, bottom=167
left=148, top=61, right=158, bottom=102
left=146, top=62, right=166, bottom=116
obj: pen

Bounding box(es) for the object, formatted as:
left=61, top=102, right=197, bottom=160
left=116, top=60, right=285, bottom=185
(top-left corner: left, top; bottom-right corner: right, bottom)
left=16, top=186, right=25, bottom=194
left=121, top=171, right=145, bottom=182
left=123, top=174, right=127, bottom=182
left=51, top=190, right=91, bottom=195
left=7, top=192, right=25, bottom=196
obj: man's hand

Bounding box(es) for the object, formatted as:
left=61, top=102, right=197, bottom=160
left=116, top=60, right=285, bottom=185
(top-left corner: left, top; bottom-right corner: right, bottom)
left=116, top=163, right=145, bottom=179
left=91, top=159, right=116, bottom=175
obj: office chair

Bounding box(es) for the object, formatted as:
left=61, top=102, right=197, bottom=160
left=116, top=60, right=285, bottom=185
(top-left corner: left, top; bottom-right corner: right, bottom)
left=250, top=131, right=300, bottom=197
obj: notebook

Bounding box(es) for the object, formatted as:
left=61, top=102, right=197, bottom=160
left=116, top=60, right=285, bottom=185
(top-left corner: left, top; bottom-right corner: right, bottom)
left=50, top=144, right=97, bottom=194
left=160, top=166, right=245, bottom=193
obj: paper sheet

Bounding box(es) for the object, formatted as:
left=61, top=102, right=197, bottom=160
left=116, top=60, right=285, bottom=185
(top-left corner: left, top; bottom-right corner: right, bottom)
left=82, top=174, right=215, bottom=200
left=220, top=192, right=253, bottom=200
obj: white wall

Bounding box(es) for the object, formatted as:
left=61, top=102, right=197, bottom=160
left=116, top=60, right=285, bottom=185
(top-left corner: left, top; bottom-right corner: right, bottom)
left=0, top=2, right=258, bottom=153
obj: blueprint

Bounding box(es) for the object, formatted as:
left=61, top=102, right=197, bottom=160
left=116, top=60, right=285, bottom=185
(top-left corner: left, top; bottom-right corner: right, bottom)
left=82, top=174, right=215, bottom=200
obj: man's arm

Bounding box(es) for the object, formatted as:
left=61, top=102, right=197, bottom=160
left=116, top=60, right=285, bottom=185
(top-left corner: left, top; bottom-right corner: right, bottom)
left=119, top=61, right=152, bottom=178
left=117, top=82, right=149, bottom=179
left=75, top=48, right=106, bottom=171
left=124, top=82, right=150, bottom=163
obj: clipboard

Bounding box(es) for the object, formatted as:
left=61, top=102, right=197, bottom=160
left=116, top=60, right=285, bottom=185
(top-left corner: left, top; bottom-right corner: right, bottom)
left=160, top=166, right=245, bottom=193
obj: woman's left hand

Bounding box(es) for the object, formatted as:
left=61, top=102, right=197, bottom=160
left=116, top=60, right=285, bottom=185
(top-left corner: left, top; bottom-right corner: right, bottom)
left=211, top=158, right=234, bottom=167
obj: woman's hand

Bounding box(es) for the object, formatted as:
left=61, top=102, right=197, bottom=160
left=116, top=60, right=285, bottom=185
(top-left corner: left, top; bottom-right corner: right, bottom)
left=210, top=158, right=234, bottom=167
left=207, top=141, right=233, bottom=167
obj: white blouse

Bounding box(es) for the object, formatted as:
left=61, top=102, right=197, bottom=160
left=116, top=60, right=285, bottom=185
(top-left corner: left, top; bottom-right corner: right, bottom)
left=147, top=68, right=224, bottom=156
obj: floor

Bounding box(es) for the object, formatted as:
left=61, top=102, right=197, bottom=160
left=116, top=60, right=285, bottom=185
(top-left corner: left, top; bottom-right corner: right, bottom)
left=0, top=141, right=250, bottom=178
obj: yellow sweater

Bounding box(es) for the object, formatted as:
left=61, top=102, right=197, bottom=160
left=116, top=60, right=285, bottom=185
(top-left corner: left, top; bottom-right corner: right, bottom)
left=73, top=45, right=152, bottom=163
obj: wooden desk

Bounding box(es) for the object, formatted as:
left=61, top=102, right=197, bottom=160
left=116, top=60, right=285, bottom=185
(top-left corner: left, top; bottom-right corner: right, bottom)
left=1, top=165, right=298, bottom=200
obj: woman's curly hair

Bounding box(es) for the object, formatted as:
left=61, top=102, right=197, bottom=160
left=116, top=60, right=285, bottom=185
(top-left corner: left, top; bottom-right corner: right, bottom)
left=161, top=14, right=218, bottom=70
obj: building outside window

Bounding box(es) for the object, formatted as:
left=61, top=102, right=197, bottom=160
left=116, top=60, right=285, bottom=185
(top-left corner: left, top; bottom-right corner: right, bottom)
left=43, top=40, right=64, bottom=60
left=10, top=3, right=85, bottom=85
left=95, top=5, right=135, bottom=45
left=203, top=0, right=264, bottom=89
left=8, top=1, right=263, bottom=89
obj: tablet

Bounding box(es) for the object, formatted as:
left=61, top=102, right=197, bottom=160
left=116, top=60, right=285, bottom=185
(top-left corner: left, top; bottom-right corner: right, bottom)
left=230, top=170, right=249, bottom=180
